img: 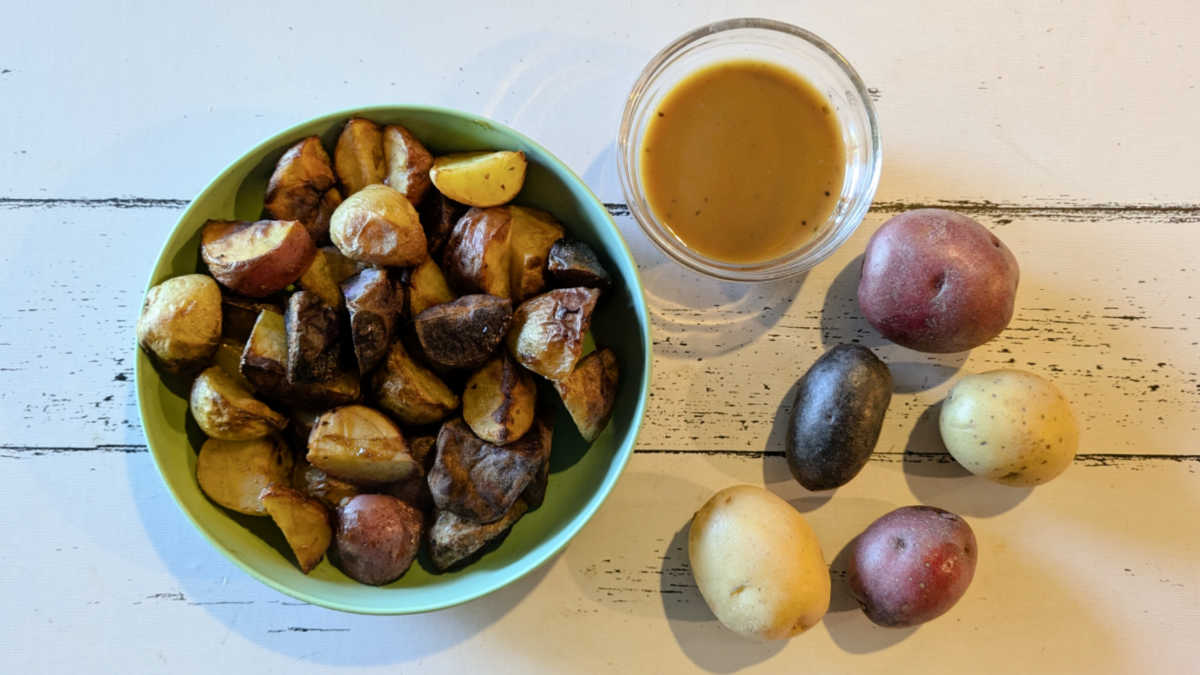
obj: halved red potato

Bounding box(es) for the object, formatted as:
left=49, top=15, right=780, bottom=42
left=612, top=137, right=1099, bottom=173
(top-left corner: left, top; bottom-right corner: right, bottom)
left=201, top=219, right=316, bottom=297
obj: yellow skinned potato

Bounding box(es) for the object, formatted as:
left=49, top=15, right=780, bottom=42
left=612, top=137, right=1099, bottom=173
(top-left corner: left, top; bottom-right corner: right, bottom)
left=406, top=257, right=456, bottom=316
left=689, top=485, right=830, bottom=641
left=136, top=274, right=222, bottom=373
left=196, top=435, right=293, bottom=516
left=508, top=206, right=565, bottom=301
left=330, top=184, right=427, bottom=267
left=260, top=484, right=333, bottom=574
left=189, top=365, right=287, bottom=440
left=307, top=405, right=416, bottom=484
left=939, top=369, right=1079, bottom=486
left=429, top=151, right=527, bottom=207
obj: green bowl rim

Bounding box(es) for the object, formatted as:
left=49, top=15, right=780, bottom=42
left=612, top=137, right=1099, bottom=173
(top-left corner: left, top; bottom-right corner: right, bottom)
left=134, top=104, right=653, bottom=614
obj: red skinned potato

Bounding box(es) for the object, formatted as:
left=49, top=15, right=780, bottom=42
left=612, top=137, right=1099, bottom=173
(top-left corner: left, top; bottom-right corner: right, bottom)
left=848, top=505, right=977, bottom=627
left=857, top=209, right=1019, bottom=353
left=335, top=494, right=422, bottom=585
left=201, top=219, right=316, bottom=297
left=264, top=136, right=337, bottom=242
left=443, top=207, right=512, bottom=298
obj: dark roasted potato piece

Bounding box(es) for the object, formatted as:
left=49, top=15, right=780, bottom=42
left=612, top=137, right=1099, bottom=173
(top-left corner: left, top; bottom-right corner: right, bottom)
left=462, top=355, right=536, bottom=445
left=241, top=309, right=360, bottom=407
left=201, top=219, right=316, bottom=298
left=442, top=207, right=512, bottom=298
left=428, top=418, right=549, bottom=523
left=334, top=117, right=385, bottom=196
left=413, top=294, right=513, bottom=370
left=285, top=290, right=340, bottom=384
left=383, top=124, right=433, bottom=204
left=221, top=294, right=281, bottom=343
left=417, top=191, right=466, bottom=258
left=137, top=274, right=223, bottom=373
left=307, top=405, right=416, bottom=484
left=428, top=499, right=529, bottom=571
left=341, top=268, right=402, bottom=374
left=310, top=188, right=342, bottom=244
left=508, top=206, right=565, bottom=301
left=404, top=257, right=456, bottom=316
left=260, top=484, right=333, bottom=574
left=519, top=415, right=554, bottom=510
left=408, top=435, right=437, bottom=469
left=372, top=339, right=459, bottom=425
left=264, top=136, right=337, bottom=242
left=547, top=238, right=611, bottom=290
left=292, top=456, right=360, bottom=510
left=507, top=287, right=601, bottom=381
left=554, top=347, right=619, bottom=442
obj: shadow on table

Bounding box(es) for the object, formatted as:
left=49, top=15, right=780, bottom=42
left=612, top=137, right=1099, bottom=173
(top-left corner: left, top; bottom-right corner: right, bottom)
left=822, top=539, right=919, bottom=652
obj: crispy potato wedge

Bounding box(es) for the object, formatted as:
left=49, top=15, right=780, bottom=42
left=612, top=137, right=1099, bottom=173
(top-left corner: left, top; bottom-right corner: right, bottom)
left=196, top=435, right=293, bottom=516
left=307, top=405, right=416, bottom=484
left=201, top=219, right=316, bottom=297
left=342, top=268, right=402, bottom=374
left=137, top=274, right=222, bottom=373
left=417, top=191, right=466, bottom=257
left=507, top=287, right=601, bottom=380
left=330, top=184, right=427, bottom=266
left=285, top=290, right=340, bottom=384
left=260, top=484, right=333, bottom=574
left=428, top=499, right=528, bottom=571
left=334, top=117, right=385, bottom=196
left=429, top=151, right=527, bottom=207
left=428, top=418, right=547, bottom=523
left=296, top=247, right=345, bottom=308
left=212, top=338, right=254, bottom=391
left=241, top=309, right=360, bottom=406
left=190, top=365, right=287, bottom=440
left=292, top=456, right=361, bottom=510
left=462, top=355, right=536, bottom=445
left=264, top=137, right=337, bottom=242
left=554, top=347, right=619, bottom=442
left=413, top=294, right=513, bottom=370
left=372, top=339, right=460, bottom=425
left=404, top=257, right=456, bottom=316
left=220, top=294, right=281, bottom=343
left=508, top=206, right=565, bottom=301
left=383, top=124, right=433, bottom=204
left=442, top=207, right=512, bottom=298
left=547, top=238, right=611, bottom=290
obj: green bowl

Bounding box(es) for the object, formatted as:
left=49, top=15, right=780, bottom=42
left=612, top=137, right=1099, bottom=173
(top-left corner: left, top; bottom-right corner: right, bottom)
left=135, top=105, right=651, bottom=614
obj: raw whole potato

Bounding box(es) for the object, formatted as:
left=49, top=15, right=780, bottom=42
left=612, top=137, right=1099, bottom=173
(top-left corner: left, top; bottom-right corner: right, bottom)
left=330, top=184, right=427, bottom=267
left=939, top=369, right=1079, bottom=486
left=334, top=117, right=385, bottom=196
left=413, top=294, right=513, bottom=370
left=200, top=219, right=316, bottom=297
left=462, top=355, right=537, bottom=445
left=786, top=344, right=892, bottom=490
left=371, top=339, right=460, bottom=425
left=382, top=124, right=433, bottom=204
left=404, top=256, right=456, bottom=316
left=341, top=267, right=402, bottom=374
left=335, top=494, right=422, bottom=585
left=553, top=347, right=619, bottom=442
left=260, top=484, right=333, bottom=574
left=848, top=506, right=977, bottom=627
left=442, top=207, right=513, bottom=298
left=428, top=418, right=547, bottom=523
left=857, top=209, right=1019, bottom=353
left=689, top=485, right=830, bottom=641
left=196, top=435, right=293, bottom=516
left=284, top=290, right=340, bottom=384
left=507, top=287, right=600, bottom=381
left=136, top=274, right=222, bottom=373
left=429, top=150, right=527, bottom=207
left=428, top=499, right=529, bottom=571
left=189, top=365, right=287, bottom=440
left=547, top=238, right=611, bottom=291
left=508, top=206, right=565, bottom=301
left=264, top=136, right=337, bottom=242
left=307, top=405, right=416, bottom=484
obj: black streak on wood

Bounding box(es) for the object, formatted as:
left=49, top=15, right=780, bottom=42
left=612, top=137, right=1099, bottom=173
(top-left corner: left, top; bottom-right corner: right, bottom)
left=266, top=627, right=350, bottom=633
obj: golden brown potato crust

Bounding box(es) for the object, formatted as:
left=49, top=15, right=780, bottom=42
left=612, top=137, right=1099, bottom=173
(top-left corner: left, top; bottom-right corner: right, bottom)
left=554, top=347, right=619, bottom=442
left=334, top=118, right=385, bottom=196
left=442, top=207, right=512, bottom=298
left=506, top=287, right=601, bottom=381
left=136, top=274, right=223, bottom=373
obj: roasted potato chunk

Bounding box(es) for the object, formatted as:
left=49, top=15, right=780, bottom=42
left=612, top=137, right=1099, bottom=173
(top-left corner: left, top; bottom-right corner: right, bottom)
left=463, top=355, right=536, bottom=445
left=264, top=136, right=337, bottom=242
left=190, top=365, right=287, bottom=440
left=507, top=287, right=601, bottom=381
left=311, top=188, right=342, bottom=244
left=554, top=347, right=619, bottom=442
left=429, top=151, right=527, bottom=207
left=335, top=494, right=422, bottom=585
left=342, top=268, right=402, bottom=374
left=137, top=274, right=222, bottom=373
left=241, top=309, right=360, bottom=406
left=334, top=117, right=385, bottom=196
left=404, top=257, right=455, bottom=316
left=292, top=456, right=360, bottom=510
left=200, top=219, right=316, bottom=297
left=330, top=184, right=427, bottom=267
left=383, top=124, right=433, bottom=204
left=371, top=340, right=459, bottom=425
left=508, top=206, right=565, bottom=301
left=196, top=435, right=293, bottom=516
left=547, top=238, right=611, bottom=290
left=413, top=294, right=513, bottom=370
left=260, top=484, right=333, bottom=574
left=285, top=290, right=340, bottom=384
left=212, top=338, right=254, bottom=391
left=296, top=247, right=345, bottom=308
left=428, top=418, right=548, bottom=523
left=307, top=405, right=416, bottom=484
left=417, top=191, right=466, bottom=257
left=428, top=499, right=529, bottom=571
left=220, top=294, right=280, bottom=343
left=408, top=435, right=437, bottom=468
left=442, top=207, right=512, bottom=298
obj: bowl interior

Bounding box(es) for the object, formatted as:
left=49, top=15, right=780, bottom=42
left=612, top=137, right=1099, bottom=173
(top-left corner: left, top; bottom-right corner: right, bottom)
left=136, top=106, right=651, bottom=614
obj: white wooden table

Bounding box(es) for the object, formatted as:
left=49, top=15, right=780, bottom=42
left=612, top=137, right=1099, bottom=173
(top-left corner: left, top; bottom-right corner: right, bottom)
left=3, top=2, right=1198, bottom=672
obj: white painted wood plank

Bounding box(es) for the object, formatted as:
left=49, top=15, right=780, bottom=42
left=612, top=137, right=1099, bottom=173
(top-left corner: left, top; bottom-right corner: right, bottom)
left=1, top=1, right=1198, bottom=204
left=3, top=451, right=1196, bottom=673
left=2, top=203, right=1195, bottom=452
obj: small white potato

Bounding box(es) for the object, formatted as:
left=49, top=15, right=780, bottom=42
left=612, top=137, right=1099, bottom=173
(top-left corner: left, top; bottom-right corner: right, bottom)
left=429, top=151, right=527, bottom=207
left=688, top=485, right=830, bottom=641
left=136, top=274, right=222, bottom=372
left=939, top=369, right=1079, bottom=486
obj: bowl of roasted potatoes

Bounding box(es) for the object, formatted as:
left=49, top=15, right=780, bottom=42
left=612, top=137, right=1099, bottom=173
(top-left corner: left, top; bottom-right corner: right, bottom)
left=134, top=105, right=651, bottom=613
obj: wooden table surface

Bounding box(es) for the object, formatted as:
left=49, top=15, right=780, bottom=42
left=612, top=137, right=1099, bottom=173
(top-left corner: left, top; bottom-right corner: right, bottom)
left=3, top=2, right=1198, bottom=673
